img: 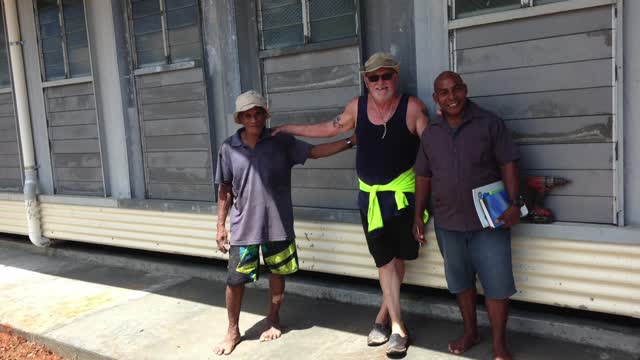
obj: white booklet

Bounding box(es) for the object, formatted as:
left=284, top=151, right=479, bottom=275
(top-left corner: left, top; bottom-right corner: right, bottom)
left=472, top=180, right=528, bottom=228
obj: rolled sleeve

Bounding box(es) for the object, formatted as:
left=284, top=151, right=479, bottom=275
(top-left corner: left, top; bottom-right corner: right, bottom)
left=414, top=139, right=432, bottom=177
left=289, top=137, right=313, bottom=166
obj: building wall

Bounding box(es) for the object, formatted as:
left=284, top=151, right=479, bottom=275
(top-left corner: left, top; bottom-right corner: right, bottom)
left=111, top=0, right=145, bottom=199
left=0, top=91, right=21, bottom=192
left=2, top=0, right=639, bottom=319
left=623, top=0, right=640, bottom=225
left=17, top=0, right=111, bottom=197
left=7, top=0, right=637, bottom=229
left=265, top=45, right=361, bottom=209
left=91, top=0, right=219, bottom=202
left=416, top=2, right=625, bottom=225
left=200, top=0, right=241, bottom=157
left=413, top=0, right=449, bottom=118
left=12, top=0, right=637, bottom=224
left=45, top=82, right=104, bottom=196
left=362, top=0, right=417, bottom=96
left=17, top=0, right=54, bottom=194
left=234, top=0, right=362, bottom=210
left=456, top=6, right=616, bottom=224
left=135, top=67, right=214, bottom=201
left=0, top=198, right=637, bottom=318
left=86, top=0, right=131, bottom=199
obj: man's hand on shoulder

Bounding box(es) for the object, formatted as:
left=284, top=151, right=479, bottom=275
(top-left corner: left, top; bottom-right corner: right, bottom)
left=271, top=125, right=288, bottom=136
left=497, top=206, right=521, bottom=228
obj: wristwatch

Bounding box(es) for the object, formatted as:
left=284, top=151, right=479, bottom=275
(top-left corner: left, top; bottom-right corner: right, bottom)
left=511, top=195, right=525, bottom=208
left=345, top=137, right=354, bottom=148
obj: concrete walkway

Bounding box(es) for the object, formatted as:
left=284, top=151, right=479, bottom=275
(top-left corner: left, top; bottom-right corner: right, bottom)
left=0, top=237, right=637, bottom=360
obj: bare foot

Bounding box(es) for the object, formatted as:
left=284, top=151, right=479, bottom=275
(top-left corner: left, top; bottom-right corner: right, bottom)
left=448, top=333, right=479, bottom=355
left=494, top=346, right=512, bottom=360
left=213, top=330, right=241, bottom=356
left=259, top=320, right=282, bottom=342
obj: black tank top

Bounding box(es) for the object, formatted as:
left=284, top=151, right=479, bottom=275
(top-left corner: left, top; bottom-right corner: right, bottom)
left=355, top=94, right=419, bottom=185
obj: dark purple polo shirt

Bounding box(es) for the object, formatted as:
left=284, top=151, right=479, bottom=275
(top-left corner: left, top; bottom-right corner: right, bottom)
left=414, top=100, right=519, bottom=231
left=215, top=128, right=312, bottom=245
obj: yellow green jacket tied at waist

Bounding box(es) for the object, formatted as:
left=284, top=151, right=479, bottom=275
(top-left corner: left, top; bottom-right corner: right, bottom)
left=358, top=168, right=430, bottom=232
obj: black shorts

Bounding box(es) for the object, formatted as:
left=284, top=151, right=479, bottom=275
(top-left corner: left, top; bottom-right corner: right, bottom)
left=360, top=209, right=419, bottom=268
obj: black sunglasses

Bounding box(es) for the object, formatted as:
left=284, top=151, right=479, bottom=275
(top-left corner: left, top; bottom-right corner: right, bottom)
left=367, top=73, right=394, bottom=82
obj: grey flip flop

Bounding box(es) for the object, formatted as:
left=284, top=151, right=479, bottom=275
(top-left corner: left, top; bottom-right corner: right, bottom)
left=386, top=333, right=409, bottom=355
left=367, top=323, right=391, bottom=346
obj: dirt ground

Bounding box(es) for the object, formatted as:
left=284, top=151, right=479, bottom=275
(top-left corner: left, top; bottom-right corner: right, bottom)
left=0, top=326, right=65, bottom=360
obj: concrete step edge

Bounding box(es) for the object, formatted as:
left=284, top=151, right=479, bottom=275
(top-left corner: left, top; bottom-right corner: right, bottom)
left=1, top=324, right=113, bottom=360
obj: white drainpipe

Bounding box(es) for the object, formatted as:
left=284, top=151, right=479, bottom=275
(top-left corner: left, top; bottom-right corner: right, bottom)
left=4, top=0, right=50, bottom=247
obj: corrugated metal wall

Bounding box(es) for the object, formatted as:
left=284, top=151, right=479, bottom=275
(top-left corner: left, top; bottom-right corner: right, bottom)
left=266, top=45, right=361, bottom=209
left=0, top=200, right=635, bottom=318
left=455, top=6, right=616, bottom=224
left=136, top=67, right=214, bottom=202
left=0, top=92, right=21, bottom=192
left=45, top=82, right=104, bottom=196
left=0, top=200, right=28, bottom=235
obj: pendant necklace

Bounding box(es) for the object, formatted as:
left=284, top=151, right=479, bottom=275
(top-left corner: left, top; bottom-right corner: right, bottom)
left=371, top=96, right=397, bottom=139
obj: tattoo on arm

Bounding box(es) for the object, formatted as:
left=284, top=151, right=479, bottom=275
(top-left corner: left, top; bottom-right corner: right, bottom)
left=332, top=115, right=344, bottom=129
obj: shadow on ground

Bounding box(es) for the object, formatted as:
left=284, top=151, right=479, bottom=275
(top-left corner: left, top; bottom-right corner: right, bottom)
left=1, top=234, right=637, bottom=360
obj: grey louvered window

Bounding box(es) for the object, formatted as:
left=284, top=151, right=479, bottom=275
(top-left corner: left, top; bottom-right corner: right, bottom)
left=259, top=0, right=357, bottom=50
left=129, top=0, right=202, bottom=68
left=453, top=0, right=569, bottom=19
left=35, top=0, right=91, bottom=81
left=0, top=6, right=10, bottom=87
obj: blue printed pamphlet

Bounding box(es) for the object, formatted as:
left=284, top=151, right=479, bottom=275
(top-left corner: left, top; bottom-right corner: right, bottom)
left=472, top=181, right=528, bottom=228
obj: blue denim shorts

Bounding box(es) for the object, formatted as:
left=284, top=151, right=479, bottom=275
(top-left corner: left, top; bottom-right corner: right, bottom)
left=434, top=226, right=516, bottom=300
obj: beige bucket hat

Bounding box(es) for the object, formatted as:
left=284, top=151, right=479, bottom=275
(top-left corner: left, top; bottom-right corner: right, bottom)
left=233, top=90, right=271, bottom=123
left=360, top=52, right=400, bottom=74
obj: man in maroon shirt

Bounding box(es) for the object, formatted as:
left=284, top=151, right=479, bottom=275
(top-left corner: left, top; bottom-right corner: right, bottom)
left=413, top=71, right=522, bottom=360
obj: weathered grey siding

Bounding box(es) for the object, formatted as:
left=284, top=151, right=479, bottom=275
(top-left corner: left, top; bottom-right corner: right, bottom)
left=136, top=67, right=214, bottom=201
left=45, top=82, right=104, bottom=196
left=362, top=0, right=417, bottom=95
left=624, top=0, right=640, bottom=225
left=266, top=45, right=361, bottom=209
left=0, top=92, right=21, bottom=192
left=456, top=6, right=615, bottom=224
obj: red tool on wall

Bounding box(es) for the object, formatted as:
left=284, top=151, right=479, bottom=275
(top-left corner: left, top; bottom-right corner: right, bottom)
left=523, top=176, right=570, bottom=223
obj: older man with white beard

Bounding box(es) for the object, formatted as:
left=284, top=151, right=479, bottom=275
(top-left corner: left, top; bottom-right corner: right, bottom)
left=274, top=53, right=429, bottom=356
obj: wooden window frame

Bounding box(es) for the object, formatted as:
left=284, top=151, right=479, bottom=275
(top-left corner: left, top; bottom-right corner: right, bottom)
left=257, top=0, right=359, bottom=53
left=33, top=0, right=91, bottom=82
left=450, top=0, right=557, bottom=21
left=448, top=0, right=616, bottom=27
left=127, top=0, right=203, bottom=69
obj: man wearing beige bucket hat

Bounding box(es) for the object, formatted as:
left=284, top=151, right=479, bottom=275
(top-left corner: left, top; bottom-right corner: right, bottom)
left=213, top=90, right=355, bottom=356
left=274, top=53, right=430, bottom=356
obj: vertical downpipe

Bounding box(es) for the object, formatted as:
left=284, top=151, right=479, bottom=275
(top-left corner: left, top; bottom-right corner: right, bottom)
left=4, top=0, right=50, bottom=246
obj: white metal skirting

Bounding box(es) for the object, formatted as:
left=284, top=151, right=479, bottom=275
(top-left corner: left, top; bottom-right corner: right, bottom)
left=0, top=200, right=637, bottom=318
left=0, top=200, right=29, bottom=235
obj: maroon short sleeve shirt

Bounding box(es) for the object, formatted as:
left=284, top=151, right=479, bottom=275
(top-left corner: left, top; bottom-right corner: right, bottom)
left=414, top=100, right=519, bottom=231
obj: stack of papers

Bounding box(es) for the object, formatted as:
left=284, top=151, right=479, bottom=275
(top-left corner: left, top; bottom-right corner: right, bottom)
left=472, top=181, right=528, bottom=228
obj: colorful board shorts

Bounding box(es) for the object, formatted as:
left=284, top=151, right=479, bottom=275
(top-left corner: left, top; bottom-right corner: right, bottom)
left=227, top=239, right=299, bottom=286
